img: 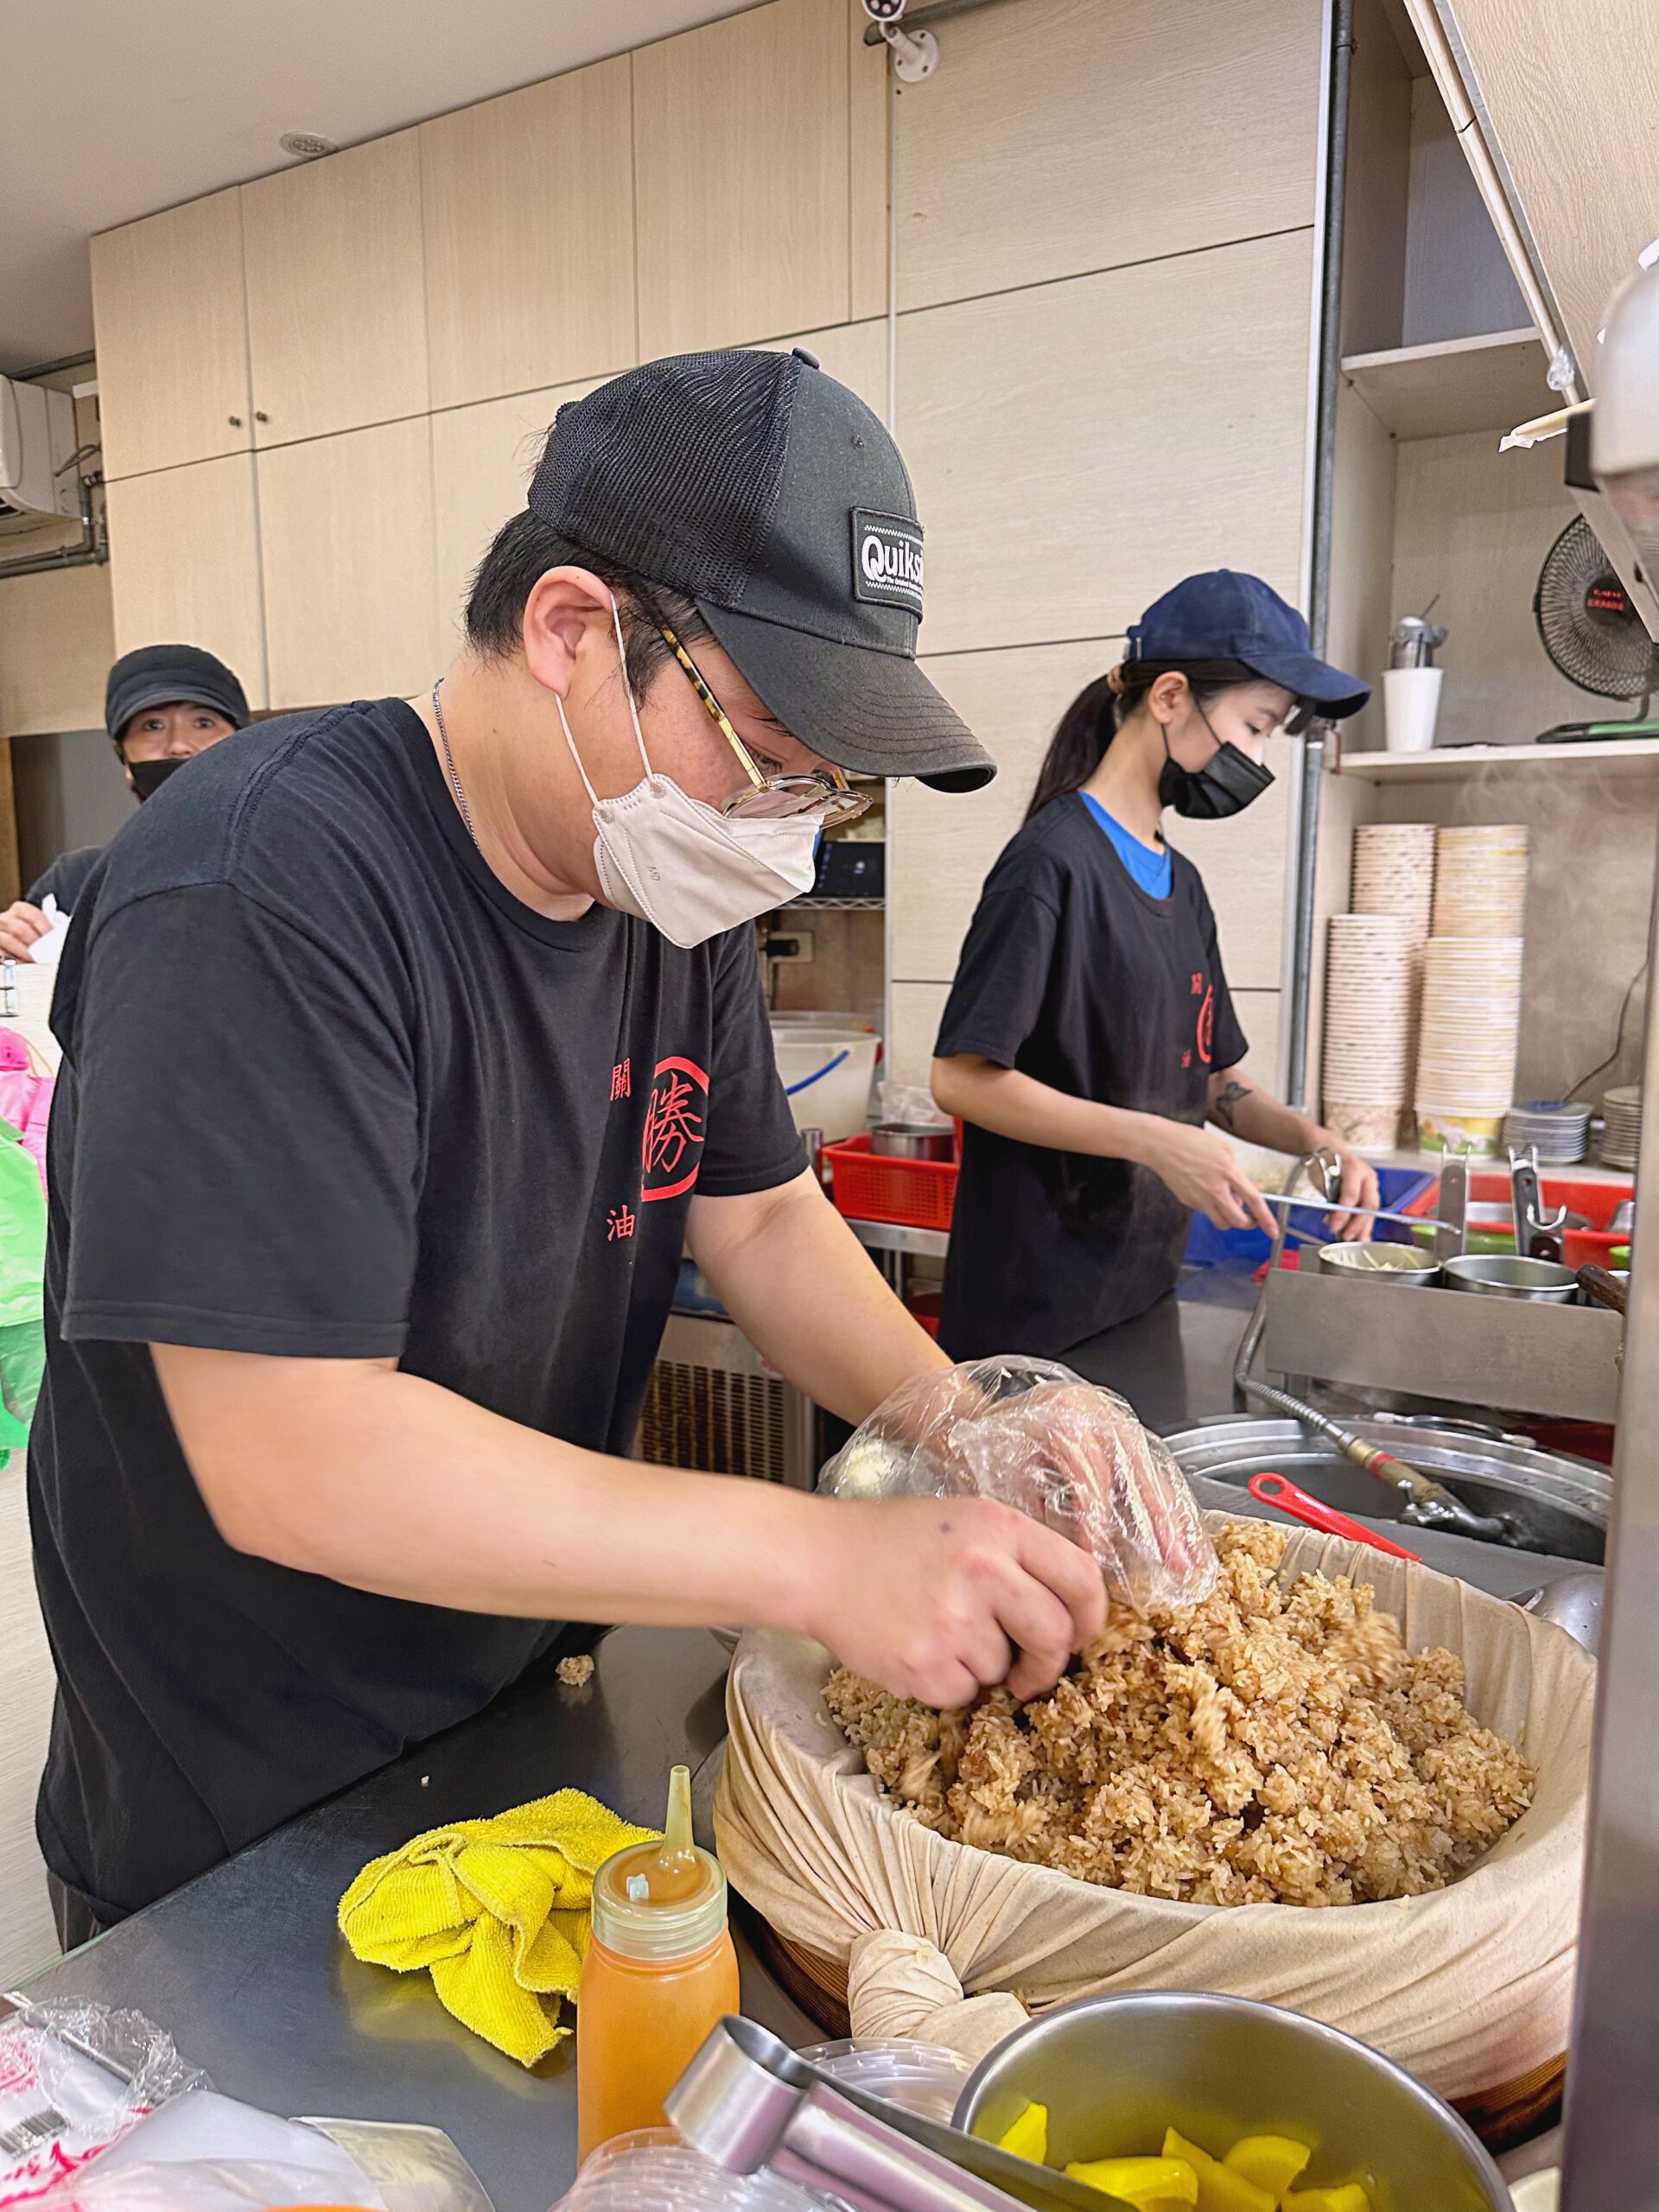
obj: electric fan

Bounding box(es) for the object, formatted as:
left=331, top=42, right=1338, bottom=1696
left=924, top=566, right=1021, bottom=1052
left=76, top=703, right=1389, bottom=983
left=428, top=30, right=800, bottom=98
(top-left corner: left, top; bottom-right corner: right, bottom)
left=1533, top=514, right=1659, bottom=741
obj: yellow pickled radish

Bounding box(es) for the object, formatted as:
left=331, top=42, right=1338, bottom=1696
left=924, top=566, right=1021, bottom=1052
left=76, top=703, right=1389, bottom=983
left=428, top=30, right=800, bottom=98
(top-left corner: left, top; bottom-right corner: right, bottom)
left=1222, top=2137, right=1313, bottom=2196
left=996, top=2101, right=1050, bottom=2165
left=1281, top=2187, right=1374, bottom=2212
left=1160, top=2128, right=1274, bottom=2212
left=1065, top=2155, right=1199, bottom=2209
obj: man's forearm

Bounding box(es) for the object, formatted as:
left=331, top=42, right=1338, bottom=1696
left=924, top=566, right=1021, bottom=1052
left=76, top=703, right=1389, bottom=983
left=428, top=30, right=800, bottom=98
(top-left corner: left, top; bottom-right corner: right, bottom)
left=156, top=1343, right=830, bottom=1629
left=688, top=1169, right=948, bottom=1423
left=932, top=1055, right=1160, bottom=1166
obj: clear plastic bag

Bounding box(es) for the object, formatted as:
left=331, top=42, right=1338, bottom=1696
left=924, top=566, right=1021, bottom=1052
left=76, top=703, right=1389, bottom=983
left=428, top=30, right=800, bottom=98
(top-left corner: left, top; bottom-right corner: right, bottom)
left=0, top=1999, right=206, bottom=2206
left=818, top=1357, right=1217, bottom=1615
left=797, top=2038, right=970, bottom=2125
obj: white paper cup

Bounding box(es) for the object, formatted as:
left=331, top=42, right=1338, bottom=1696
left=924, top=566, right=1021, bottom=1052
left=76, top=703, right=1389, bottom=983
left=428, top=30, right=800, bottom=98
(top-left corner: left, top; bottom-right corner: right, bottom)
left=1383, top=666, right=1445, bottom=753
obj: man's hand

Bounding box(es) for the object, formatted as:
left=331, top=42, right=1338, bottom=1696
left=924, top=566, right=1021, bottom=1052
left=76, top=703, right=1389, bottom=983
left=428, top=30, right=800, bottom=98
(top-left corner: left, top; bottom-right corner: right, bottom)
left=0, top=902, right=48, bottom=963
left=809, top=1494, right=1107, bottom=1707
left=1139, top=1120, right=1277, bottom=1236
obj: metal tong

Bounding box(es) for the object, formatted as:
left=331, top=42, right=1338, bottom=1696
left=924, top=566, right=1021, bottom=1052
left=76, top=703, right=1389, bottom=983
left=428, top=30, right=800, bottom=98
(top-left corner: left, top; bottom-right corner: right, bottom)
left=1509, top=1147, right=1570, bottom=1262
left=665, top=2016, right=1122, bottom=2212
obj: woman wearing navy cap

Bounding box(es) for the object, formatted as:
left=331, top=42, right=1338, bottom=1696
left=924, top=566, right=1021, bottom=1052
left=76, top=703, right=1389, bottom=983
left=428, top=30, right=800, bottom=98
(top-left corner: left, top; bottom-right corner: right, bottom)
left=932, top=571, right=1380, bottom=1360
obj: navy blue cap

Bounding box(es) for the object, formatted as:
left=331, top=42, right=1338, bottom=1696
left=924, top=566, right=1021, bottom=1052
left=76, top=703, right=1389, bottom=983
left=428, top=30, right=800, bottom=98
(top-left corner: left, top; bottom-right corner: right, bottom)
left=1128, top=571, right=1370, bottom=720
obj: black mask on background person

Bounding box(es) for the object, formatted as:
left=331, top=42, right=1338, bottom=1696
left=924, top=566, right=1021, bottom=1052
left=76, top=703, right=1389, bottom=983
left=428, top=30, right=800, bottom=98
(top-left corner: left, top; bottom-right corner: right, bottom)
left=1157, top=705, right=1277, bottom=821
left=127, top=756, right=187, bottom=802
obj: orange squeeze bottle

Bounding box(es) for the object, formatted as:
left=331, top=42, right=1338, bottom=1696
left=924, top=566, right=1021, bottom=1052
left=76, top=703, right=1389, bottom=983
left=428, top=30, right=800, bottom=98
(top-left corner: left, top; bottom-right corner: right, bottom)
left=575, top=1762, right=741, bottom=2163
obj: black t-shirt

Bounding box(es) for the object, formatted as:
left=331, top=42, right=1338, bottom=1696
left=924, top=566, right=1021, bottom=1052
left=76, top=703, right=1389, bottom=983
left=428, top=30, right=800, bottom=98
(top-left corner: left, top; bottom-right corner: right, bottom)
left=936, top=793, right=1246, bottom=1359
left=30, top=699, right=804, bottom=1919
left=28, top=846, right=103, bottom=912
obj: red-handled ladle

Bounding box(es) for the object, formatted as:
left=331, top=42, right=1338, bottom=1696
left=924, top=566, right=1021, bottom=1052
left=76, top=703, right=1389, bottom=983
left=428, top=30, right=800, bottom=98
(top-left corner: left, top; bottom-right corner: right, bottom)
left=1247, top=1471, right=1423, bottom=1560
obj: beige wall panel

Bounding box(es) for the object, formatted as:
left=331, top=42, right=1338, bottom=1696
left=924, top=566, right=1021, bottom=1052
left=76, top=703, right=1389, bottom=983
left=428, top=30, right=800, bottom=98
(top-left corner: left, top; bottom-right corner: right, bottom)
left=892, top=637, right=1292, bottom=993
left=895, top=0, right=1321, bottom=314
left=847, top=0, right=890, bottom=326
left=898, top=230, right=1317, bottom=657
left=1443, top=0, right=1659, bottom=380
left=430, top=379, right=604, bottom=648
left=750, top=319, right=887, bottom=415
left=259, top=418, right=442, bottom=709
left=1391, top=429, right=1592, bottom=748
left=633, top=0, right=851, bottom=356
left=890, top=637, right=1118, bottom=982
left=1340, top=0, right=1413, bottom=355
left=105, top=458, right=269, bottom=708
left=421, top=60, right=637, bottom=412
left=243, top=132, right=429, bottom=446
left=91, top=193, right=252, bottom=480
left=0, top=565, right=115, bottom=737
left=1230, top=989, right=1281, bottom=1090
left=888, top=981, right=951, bottom=1090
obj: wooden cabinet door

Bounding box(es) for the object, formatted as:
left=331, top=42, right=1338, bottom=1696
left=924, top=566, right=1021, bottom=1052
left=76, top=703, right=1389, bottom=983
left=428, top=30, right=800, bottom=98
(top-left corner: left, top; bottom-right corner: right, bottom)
left=421, top=59, right=637, bottom=412
left=257, top=418, right=442, bottom=709
left=634, top=0, right=855, bottom=355
left=242, top=133, right=429, bottom=448
left=105, top=458, right=269, bottom=709
left=91, top=193, right=253, bottom=480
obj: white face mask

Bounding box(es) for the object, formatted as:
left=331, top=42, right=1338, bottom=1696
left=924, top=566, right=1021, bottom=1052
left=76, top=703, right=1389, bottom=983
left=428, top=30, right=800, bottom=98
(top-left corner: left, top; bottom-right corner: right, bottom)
left=555, top=599, right=822, bottom=949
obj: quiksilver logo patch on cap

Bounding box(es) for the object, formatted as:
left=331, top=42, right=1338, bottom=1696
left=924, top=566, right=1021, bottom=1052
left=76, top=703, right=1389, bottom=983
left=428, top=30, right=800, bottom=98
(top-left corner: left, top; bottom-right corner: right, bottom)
left=852, top=509, right=924, bottom=613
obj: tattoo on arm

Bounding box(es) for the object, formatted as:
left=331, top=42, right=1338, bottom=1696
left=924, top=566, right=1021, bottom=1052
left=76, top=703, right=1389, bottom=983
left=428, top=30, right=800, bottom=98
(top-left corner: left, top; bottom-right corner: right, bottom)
left=1211, top=1078, right=1252, bottom=1131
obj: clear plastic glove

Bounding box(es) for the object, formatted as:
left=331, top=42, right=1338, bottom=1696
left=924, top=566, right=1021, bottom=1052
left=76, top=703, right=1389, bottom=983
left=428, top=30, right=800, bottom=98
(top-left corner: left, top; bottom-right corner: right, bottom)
left=820, top=1357, right=1217, bottom=1618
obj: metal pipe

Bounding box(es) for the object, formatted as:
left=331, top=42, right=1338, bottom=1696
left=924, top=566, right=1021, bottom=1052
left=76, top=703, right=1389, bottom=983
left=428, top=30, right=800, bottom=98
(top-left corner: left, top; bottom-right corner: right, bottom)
left=0, top=472, right=105, bottom=582
left=861, top=0, right=1020, bottom=45
left=1559, top=820, right=1659, bottom=2210
left=1282, top=0, right=1355, bottom=1109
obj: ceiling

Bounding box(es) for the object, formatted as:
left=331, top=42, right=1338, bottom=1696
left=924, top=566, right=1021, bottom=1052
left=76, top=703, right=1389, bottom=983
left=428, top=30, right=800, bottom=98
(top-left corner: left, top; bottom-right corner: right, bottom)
left=1, top=0, right=755, bottom=376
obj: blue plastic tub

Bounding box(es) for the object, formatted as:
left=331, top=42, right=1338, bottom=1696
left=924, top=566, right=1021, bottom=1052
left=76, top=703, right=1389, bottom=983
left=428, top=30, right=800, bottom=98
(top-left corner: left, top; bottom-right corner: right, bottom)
left=1183, top=1163, right=1437, bottom=1270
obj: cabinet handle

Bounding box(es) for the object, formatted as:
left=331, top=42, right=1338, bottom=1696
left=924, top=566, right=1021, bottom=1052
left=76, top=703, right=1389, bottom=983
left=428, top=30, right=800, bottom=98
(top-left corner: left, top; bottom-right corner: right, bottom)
left=228, top=415, right=243, bottom=427
left=255, top=410, right=270, bottom=423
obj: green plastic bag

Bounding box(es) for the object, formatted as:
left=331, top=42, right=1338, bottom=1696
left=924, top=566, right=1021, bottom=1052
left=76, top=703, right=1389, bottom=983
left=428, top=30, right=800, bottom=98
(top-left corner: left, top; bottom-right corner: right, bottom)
left=0, top=1116, right=46, bottom=1459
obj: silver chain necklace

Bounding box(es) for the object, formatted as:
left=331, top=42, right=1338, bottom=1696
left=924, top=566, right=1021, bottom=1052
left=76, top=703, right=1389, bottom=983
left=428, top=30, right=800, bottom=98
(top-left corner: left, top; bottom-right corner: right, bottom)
left=430, top=680, right=479, bottom=849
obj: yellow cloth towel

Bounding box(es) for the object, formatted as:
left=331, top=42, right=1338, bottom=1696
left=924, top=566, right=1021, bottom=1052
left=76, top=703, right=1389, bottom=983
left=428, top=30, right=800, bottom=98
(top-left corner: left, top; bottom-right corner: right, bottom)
left=339, top=1790, right=657, bottom=2066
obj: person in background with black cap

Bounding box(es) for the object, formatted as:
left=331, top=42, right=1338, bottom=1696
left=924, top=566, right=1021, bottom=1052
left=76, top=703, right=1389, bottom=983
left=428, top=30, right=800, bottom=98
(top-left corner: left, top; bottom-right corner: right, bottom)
left=932, top=571, right=1382, bottom=1362
left=0, top=644, right=249, bottom=960
left=32, top=349, right=1109, bottom=1943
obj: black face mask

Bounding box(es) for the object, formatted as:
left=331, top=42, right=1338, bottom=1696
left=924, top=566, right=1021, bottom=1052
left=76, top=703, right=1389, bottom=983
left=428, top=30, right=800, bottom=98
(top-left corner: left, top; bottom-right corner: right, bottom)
left=1157, top=708, right=1276, bottom=821
left=127, top=755, right=187, bottom=802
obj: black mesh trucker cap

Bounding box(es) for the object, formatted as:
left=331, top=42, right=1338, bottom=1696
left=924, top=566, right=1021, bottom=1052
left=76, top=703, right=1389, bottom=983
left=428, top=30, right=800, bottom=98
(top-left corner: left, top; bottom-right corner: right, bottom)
left=526, top=349, right=995, bottom=792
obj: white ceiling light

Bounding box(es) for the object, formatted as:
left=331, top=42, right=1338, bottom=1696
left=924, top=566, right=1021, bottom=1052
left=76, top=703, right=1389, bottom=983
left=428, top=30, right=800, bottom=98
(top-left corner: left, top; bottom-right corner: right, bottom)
left=278, top=131, right=338, bottom=159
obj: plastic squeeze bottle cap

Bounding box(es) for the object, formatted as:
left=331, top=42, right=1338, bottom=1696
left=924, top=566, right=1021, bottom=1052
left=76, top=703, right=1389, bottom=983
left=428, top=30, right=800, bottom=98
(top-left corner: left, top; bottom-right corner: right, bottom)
left=591, top=1764, right=728, bottom=1961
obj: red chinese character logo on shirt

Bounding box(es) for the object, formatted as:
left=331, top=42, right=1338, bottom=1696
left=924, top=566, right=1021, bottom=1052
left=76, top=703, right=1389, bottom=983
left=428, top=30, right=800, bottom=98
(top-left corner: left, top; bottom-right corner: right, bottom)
left=1181, top=1049, right=1193, bottom=1071
left=640, top=1056, right=710, bottom=1204
left=1196, top=983, right=1215, bottom=1065
left=609, top=1058, right=632, bottom=1102
left=1191, top=972, right=1204, bottom=995
left=606, top=1205, right=636, bottom=1242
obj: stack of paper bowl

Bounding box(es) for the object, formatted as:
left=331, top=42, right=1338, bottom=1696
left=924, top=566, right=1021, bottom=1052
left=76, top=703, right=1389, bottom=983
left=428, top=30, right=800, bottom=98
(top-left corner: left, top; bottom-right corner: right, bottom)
left=1414, top=936, right=1525, bottom=1154
left=1599, top=1084, right=1643, bottom=1170
left=1351, top=823, right=1436, bottom=1112
left=1321, top=912, right=1414, bottom=1149
left=1432, top=824, right=1529, bottom=938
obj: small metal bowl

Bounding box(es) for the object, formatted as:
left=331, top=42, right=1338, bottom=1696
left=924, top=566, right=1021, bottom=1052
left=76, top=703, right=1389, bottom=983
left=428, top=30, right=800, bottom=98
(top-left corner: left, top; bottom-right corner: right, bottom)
left=955, top=1991, right=1508, bottom=2209
left=869, top=1121, right=955, bottom=1161
left=1442, top=1253, right=1579, bottom=1303
left=1317, top=1240, right=1440, bottom=1286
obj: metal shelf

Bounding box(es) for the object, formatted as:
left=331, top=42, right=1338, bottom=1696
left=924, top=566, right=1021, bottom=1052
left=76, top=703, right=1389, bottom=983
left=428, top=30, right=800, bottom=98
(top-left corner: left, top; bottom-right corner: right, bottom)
left=783, top=895, right=885, bottom=911
left=1337, top=737, right=1659, bottom=782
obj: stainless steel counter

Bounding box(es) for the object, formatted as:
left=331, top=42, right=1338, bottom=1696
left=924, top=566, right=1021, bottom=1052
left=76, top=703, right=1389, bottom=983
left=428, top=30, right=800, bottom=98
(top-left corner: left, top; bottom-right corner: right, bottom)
left=14, top=1267, right=1591, bottom=2209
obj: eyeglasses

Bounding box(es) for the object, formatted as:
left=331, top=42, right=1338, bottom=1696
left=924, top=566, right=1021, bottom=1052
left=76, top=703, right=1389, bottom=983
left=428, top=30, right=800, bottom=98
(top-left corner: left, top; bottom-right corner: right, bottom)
left=657, top=625, right=872, bottom=828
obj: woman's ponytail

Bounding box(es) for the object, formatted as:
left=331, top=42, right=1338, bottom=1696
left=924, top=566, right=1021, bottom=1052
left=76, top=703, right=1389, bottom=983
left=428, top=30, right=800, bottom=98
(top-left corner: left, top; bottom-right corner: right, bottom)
left=1022, top=671, right=1122, bottom=823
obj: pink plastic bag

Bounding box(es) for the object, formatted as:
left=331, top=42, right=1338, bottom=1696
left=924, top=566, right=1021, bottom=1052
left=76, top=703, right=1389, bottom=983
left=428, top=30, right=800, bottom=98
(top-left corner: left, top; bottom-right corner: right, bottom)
left=0, top=1033, right=52, bottom=1194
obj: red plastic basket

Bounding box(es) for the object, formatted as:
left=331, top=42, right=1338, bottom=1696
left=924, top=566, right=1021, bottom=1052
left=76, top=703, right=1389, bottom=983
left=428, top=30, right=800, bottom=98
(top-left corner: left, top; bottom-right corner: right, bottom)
left=1403, top=1169, right=1634, bottom=1268
left=823, top=1133, right=958, bottom=1231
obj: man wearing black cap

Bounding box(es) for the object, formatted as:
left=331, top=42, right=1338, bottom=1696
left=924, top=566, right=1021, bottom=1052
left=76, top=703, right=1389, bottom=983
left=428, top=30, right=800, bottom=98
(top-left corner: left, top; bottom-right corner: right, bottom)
left=32, top=350, right=1108, bottom=1941
left=0, top=644, right=249, bottom=961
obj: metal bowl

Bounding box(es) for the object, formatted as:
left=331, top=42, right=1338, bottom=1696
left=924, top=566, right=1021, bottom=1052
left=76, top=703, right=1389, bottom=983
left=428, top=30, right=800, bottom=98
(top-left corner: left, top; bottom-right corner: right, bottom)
left=1162, top=1414, right=1608, bottom=1561
left=1443, top=1254, right=1579, bottom=1303
left=1318, top=1240, right=1440, bottom=1286
left=954, top=1992, right=1509, bottom=2210
left=869, top=1121, right=955, bottom=1161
